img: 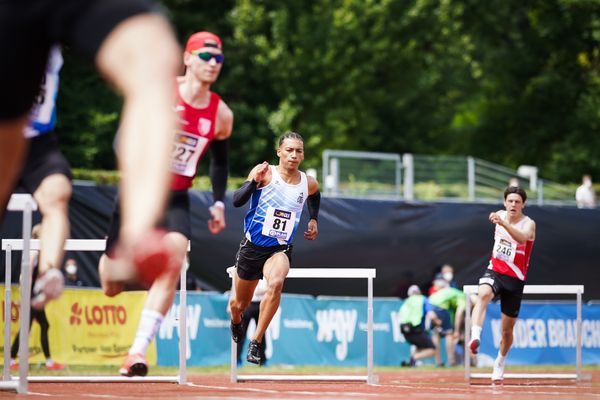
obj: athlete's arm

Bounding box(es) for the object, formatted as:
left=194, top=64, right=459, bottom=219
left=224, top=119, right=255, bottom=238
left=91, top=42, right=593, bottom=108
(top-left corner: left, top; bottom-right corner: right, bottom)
left=493, top=215, right=536, bottom=244
left=209, top=139, right=229, bottom=203
left=232, top=162, right=270, bottom=207
left=304, top=176, right=319, bottom=240
left=207, top=100, right=233, bottom=234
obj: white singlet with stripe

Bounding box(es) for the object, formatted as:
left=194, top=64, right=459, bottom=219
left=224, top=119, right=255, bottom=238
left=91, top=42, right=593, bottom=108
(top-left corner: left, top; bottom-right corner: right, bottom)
left=25, top=45, right=63, bottom=138
left=243, top=166, right=308, bottom=247
left=488, top=210, right=534, bottom=281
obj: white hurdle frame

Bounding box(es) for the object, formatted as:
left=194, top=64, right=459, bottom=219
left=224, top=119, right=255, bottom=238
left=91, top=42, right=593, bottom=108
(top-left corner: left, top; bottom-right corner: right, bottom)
left=463, top=284, right=584, bottom=382
left=1, top=237, right=190, bottom=393
left=228, top=267, right=378, bottom=385
left=1, top=194, right=37, bottom=393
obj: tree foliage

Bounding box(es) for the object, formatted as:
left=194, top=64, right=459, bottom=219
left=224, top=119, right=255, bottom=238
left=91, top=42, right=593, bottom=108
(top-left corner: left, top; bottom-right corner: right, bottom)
left=55, top=0, right=600, bottom=182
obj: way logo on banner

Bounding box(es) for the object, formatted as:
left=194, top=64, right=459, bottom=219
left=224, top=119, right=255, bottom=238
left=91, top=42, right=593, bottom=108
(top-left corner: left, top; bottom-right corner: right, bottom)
left=158, top=303, right=201, bottom=359
left=389, top=310, right=406, bottom=343
left=316, top=308, right=357, bottom=360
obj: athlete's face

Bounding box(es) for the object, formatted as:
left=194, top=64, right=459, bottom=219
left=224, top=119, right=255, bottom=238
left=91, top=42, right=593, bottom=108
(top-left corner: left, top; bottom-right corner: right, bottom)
left=504, top=193, right=525, bottom=217
left=277, top=138, right=304, bottom=169
left=184, top=47, right=223, bottom=84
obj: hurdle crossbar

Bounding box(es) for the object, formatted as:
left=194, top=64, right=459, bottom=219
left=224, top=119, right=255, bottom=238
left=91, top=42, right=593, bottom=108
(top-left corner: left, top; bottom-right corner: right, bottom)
left=228, top=267, right=378, bottom=385
left=463, top=284, right=584, bottom=382
left=1, top=237, right=191, bottom=391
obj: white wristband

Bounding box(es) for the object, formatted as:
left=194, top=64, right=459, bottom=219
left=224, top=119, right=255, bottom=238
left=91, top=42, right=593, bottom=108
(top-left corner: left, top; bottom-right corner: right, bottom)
left=212, top=201, right=225, bottom=210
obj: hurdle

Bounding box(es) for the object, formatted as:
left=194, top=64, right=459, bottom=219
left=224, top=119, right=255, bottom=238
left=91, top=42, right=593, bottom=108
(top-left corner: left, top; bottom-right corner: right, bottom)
left=228, top=267, right=378, bottom=385
left=1, top=194, right=37, bottom=393
left=463, top=284, right=585, bottom=382
left=1, top=237, right=190, bottom=393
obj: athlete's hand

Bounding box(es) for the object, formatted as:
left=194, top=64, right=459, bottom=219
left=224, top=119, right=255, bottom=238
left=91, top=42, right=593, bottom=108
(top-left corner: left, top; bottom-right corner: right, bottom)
left=304, top=219, right=318, bottom=240
left=254, top=161, right=270, bottom=184
left=489, top=212, right=502, bottom=226
left=208, top=205, right=226, bottom=234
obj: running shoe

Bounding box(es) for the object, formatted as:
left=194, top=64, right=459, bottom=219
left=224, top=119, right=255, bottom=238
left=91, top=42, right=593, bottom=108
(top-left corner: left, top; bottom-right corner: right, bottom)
left=45, top=360, right=66, bottom=370
left=9, top=360, right=18, bottom=371
left=119, top=353, right=148, bottom=377
left=132, top=229, right=179, bottom=286
left=230, top=319, right=244, bottom=343
left=31, top=268, right=64, bottom=310
left=491, top=356, right=505, bottom=382
left=246, top=340, right=265, bottom=365
left=468, top=338, right=480, bottom=355
left=400, top=357, right=416, bottom=367
left=107, top=229, right=180, bottom=286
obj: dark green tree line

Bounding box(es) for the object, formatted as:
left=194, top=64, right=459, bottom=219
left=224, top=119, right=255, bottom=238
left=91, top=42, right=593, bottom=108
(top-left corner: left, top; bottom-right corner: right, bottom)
left=55, top=0, right=600, bottom=182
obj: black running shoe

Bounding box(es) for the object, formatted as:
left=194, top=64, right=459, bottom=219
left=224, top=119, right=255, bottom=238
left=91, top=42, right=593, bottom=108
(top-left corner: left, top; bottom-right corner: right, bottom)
left=246, top=340, right=265, bottom=365
left=230, top=319, right=244, bottom=343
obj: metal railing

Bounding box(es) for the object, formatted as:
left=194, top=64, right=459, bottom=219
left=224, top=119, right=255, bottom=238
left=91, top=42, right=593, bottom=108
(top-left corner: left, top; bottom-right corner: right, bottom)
left=322, top=150, right=578, bottom=205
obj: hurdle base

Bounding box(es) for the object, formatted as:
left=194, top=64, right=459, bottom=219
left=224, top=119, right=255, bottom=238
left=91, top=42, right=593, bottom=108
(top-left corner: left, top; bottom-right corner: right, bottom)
left=9, top=375, right=180, bottom=383
left=469, top=372, right=578, bottom=380
left=236, top=374, right=379, bottom=384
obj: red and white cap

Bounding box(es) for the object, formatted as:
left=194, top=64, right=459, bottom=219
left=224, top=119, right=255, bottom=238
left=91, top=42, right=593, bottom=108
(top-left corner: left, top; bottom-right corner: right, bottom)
left=185, top=31, right=222, bottom=52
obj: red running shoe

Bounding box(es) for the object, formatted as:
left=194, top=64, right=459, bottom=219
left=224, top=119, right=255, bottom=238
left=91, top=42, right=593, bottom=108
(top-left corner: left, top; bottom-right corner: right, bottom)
left=469, top=338, right=480, bottom=355
left=131, top=229, right=180, bottom=286
left=119, top=353, right=148, bottom=377
left=45, top=361, right=66, bottom=370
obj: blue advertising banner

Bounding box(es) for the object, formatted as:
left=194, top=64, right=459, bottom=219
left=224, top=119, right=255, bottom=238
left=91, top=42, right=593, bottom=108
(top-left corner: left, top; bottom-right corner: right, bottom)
left=155, top=294, right=600, bottom=367
left=477, top=302, right=600, bottom=366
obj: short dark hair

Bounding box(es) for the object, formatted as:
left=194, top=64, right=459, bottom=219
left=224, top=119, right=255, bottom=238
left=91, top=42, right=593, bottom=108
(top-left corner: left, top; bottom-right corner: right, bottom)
left=504, top=186, right=527, bottom=202
left=278, top=131, right=304, bottom=147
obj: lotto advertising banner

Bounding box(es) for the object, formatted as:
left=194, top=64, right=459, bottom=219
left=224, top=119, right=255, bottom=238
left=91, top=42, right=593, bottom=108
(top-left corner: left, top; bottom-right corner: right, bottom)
left=0, top=285, right=154, bottom=366
left=477, top=303, right=600, bottom=366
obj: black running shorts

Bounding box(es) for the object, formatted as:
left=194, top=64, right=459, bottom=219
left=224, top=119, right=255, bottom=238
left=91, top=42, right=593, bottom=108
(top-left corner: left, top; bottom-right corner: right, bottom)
left=235, top=238, right=292, bottom=281
left=403, top=331, right=435, bottom=350
left=0, top=0, right=160, bottom=119
left=16, top=133, right=72, bottom=193
left=479, top=269, right=525, bottom=318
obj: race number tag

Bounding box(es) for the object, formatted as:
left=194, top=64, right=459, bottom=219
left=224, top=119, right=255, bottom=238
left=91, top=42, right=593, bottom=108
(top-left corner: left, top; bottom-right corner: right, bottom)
left=171, top=131, right=209, bottom=177
left=262, top=206, right=296, bottom=241
left=493, top=238, right=516, bottom=263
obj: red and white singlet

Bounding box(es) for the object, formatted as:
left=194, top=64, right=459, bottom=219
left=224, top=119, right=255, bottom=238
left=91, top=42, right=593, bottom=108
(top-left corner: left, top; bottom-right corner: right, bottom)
left=171, top=90, right=221, bottom=190
left=487, top=210, right=534, bottom=281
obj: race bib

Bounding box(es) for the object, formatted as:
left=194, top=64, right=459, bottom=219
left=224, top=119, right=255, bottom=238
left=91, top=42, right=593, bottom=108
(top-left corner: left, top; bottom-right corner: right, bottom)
left=171, top=131, right=209, bottom=177
left=262, top=206, right=296, bottom=241
left=493, top=237, right=516, bottom=263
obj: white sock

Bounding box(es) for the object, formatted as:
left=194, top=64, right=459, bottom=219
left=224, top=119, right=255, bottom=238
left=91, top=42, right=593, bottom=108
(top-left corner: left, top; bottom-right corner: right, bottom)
left=471, top=325, right=482, bottom=341
left=496, top=351, right=506, bottom=364
left=129, top=309, right=164, bottom=356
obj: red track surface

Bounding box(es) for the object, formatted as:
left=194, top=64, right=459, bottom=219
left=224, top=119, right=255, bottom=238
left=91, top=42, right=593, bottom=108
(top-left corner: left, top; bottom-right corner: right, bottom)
left=4, top=370, right=599, bottom=399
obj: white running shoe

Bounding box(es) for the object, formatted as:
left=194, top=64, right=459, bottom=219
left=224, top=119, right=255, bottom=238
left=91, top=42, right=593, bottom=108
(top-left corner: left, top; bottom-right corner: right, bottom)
left=31, top=268, right=64, bottom=310
left=491, top=356, right=505, bottom=382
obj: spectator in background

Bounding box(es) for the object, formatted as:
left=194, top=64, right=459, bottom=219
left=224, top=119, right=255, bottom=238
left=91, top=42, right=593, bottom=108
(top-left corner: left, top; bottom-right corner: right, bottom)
left=428, top=263, right=457, bottom=296
left=440, top=264, right=457, bottom=289
left=428, top=280, right=466, bottom=366
left=576, top=174, right=596, bottom=209
left=399, top=285, right=440, bottom=367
